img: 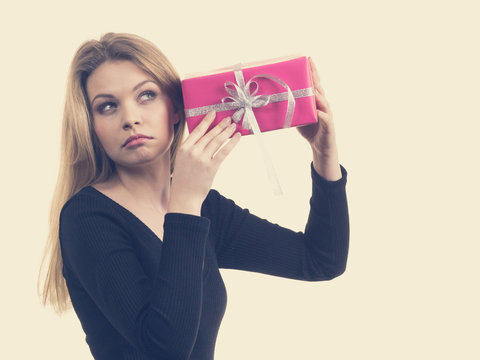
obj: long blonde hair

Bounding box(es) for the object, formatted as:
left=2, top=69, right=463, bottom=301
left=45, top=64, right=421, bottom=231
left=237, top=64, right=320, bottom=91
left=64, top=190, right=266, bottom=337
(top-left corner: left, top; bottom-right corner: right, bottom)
left=37, top=32, right=186, bottom=315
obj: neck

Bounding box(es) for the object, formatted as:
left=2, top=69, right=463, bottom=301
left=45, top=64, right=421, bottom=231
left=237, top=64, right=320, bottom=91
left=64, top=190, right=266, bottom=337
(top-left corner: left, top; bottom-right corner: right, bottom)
left=112, top=157, right=172, bottom=213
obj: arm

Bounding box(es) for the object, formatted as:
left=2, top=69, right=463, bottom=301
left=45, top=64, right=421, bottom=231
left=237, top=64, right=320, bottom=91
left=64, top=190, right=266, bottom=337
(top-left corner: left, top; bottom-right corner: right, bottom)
left=60, top=197, right=210, bottom=359
left=211, top=161, right=349, bottom=281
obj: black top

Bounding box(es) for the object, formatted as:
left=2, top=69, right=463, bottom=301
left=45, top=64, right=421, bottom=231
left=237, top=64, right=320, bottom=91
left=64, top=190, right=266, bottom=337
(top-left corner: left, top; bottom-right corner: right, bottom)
left=59, top=162, right=349, bottom=360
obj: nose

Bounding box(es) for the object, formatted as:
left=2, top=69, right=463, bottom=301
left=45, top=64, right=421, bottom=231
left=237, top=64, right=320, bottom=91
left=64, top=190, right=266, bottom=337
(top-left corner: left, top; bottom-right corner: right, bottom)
left=121, top=103, right=141, bottom=130
left=122, top=119, right=140, bottom=130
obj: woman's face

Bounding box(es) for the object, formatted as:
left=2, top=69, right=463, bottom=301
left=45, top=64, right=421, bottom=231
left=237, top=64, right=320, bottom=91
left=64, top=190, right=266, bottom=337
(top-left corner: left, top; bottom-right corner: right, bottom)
left=86, top=60, right=179, bottom=170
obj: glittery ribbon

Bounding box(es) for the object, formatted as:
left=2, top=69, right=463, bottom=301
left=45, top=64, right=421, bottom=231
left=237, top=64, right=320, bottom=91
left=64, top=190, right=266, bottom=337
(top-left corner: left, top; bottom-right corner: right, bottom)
left=185, top=64, right=314, bottom=196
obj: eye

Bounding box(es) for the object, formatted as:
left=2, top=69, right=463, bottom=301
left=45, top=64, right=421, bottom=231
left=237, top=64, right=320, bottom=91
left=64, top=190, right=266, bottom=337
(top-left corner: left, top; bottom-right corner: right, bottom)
left=139, top=90, right=157, bottom=102
left=96, top=101, right=117, bottom=114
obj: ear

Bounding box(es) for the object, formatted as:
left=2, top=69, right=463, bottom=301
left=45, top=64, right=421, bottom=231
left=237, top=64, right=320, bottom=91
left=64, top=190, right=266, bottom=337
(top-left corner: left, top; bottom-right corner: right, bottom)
left=172, top=111, right=180, bottom=125
left=172, top=105, right=182, bottom=125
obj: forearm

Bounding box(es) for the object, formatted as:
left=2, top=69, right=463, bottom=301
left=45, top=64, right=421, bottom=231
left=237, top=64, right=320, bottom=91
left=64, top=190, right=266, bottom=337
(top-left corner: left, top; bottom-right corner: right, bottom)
left=306, top=160, right=349, bottom=279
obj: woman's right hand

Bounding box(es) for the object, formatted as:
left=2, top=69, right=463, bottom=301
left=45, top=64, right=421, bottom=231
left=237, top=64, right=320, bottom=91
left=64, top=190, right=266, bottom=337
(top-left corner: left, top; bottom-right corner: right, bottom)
left=167, top=111, right=241, bottom=216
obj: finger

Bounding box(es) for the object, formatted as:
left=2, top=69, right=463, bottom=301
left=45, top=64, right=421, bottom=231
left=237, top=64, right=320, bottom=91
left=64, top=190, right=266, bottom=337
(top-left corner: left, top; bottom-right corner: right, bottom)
left=317, top=109, right=330, bottom=122
left=315, top=88, right=331, bottom=114
left=203, top=120, right=238, bottom=157
left=309, top=57, right=325, bottom=95
left=195, top=116, right=233, bottom=150
left=182, top=110, right=217, bottom=147
left=211, top=131, right=241, bottom=163
left=317, top=109, right=337, bottom=137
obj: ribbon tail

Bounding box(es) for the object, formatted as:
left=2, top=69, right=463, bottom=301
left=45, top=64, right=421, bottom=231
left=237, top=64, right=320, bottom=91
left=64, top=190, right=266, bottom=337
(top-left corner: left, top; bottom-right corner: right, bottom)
left=244, top=108, right=283, bottom=196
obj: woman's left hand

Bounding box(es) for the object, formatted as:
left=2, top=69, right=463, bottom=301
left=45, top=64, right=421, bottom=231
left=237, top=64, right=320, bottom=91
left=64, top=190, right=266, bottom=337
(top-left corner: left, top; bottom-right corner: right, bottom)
left=296, top=57, right=338, bottom=157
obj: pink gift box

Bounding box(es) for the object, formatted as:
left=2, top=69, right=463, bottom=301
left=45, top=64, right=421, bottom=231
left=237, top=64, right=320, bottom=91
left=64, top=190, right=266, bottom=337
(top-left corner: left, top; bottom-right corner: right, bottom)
left=181, top=56, right=317, bottom=136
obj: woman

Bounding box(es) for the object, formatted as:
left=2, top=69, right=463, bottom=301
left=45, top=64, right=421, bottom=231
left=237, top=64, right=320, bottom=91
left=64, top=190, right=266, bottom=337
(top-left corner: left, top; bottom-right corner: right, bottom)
left=38, top=32, right=349, bottom=360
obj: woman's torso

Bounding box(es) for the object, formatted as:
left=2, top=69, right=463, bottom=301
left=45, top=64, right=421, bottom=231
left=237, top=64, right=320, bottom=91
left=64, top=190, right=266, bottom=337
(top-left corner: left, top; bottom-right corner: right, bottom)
left=62, top=184, right=228, bottom=359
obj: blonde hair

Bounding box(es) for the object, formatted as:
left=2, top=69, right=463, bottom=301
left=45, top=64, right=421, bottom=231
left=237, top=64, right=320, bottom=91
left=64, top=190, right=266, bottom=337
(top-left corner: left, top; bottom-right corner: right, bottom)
left=37, top=32, right=186, bottom=315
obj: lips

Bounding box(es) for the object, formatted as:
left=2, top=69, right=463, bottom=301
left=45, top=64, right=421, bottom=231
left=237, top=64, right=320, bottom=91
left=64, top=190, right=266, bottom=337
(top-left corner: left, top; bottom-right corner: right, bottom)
left=123, top=134, right=153, bottom=147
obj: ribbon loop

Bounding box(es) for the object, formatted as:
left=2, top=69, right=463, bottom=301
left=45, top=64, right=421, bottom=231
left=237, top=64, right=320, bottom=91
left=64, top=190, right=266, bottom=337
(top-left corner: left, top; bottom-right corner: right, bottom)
left=248, top=80, right=259, bottom=97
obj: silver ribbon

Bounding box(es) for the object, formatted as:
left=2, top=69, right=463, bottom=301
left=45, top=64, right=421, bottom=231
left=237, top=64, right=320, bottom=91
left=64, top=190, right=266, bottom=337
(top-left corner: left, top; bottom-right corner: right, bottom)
left=185, top=64, right=314, bottom=196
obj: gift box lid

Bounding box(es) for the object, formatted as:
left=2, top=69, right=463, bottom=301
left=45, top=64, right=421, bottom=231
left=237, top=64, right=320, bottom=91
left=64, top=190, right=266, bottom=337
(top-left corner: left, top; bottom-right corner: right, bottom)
left=183, top=54, right=306, bottom=79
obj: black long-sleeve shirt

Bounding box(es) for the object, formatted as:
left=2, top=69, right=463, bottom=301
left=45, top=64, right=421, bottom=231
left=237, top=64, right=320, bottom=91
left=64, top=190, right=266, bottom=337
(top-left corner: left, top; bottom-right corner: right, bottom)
left=59, top=162, right=349, bottom=359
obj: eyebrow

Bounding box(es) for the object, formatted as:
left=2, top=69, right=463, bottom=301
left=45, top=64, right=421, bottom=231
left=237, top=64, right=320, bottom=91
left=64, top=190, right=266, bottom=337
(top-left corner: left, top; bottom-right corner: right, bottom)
left=90, top=80, right=158, bottom=106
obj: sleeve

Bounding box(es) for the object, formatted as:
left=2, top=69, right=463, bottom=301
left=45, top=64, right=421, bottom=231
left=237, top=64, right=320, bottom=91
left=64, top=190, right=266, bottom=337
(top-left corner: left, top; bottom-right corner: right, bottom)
left=59, top=197, right=211, bottom=359
left=211, top=162, right=349, bottom=281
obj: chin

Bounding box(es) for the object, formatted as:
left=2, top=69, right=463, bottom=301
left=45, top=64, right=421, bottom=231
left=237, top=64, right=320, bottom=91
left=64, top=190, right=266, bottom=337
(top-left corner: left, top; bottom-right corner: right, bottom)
left=116, top=149, right=169, bottom=168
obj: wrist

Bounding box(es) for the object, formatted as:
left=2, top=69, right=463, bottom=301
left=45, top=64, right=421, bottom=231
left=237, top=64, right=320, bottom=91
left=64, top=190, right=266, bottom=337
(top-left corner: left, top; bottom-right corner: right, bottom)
left=167, top=200, right=202, bottom=216
left=167, top=187, right=202, bottom=216
left=312, top=148, right=342, bottom=181
left=310, top=140, right=338, bottom=157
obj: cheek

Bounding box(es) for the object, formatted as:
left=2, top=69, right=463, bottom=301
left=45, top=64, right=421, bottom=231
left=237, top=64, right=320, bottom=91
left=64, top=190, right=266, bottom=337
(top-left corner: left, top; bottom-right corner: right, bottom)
left=93, top=122, right=112, bottom=149
left=152, top=105, right=173, bottom=131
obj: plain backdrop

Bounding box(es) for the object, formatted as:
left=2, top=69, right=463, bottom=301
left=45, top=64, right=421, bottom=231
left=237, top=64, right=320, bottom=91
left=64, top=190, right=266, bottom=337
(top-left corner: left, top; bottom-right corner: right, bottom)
left=1, top=0, right=479, bottom=359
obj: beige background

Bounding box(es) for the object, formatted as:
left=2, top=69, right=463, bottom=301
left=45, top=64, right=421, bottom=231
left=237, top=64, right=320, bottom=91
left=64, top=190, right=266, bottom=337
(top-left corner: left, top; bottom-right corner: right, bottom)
left=1, top=0, right=479, bottom=359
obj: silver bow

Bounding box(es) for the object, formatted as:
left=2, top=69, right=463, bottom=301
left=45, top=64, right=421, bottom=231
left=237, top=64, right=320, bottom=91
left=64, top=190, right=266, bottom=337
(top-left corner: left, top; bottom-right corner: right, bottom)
left=221, top=64, right=297, bottom=133
left=222, top=80, right=270, bottom=130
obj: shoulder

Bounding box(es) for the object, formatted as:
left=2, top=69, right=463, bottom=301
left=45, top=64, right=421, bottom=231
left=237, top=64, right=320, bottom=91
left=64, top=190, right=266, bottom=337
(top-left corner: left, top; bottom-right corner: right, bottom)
left=60, top=186, right=113, bottom=220
left=59, top=187, right=132, bottom=262
left=200, top=187, right=251, bottom=236
left=201, top=187, right=248, bottom=218
left=59, top=186, right=127, bottom=244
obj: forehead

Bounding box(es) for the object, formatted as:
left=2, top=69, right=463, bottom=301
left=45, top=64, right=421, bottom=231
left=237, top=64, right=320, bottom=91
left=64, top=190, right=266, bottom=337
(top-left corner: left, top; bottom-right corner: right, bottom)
left=86, top=60, right=155, bottom=96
